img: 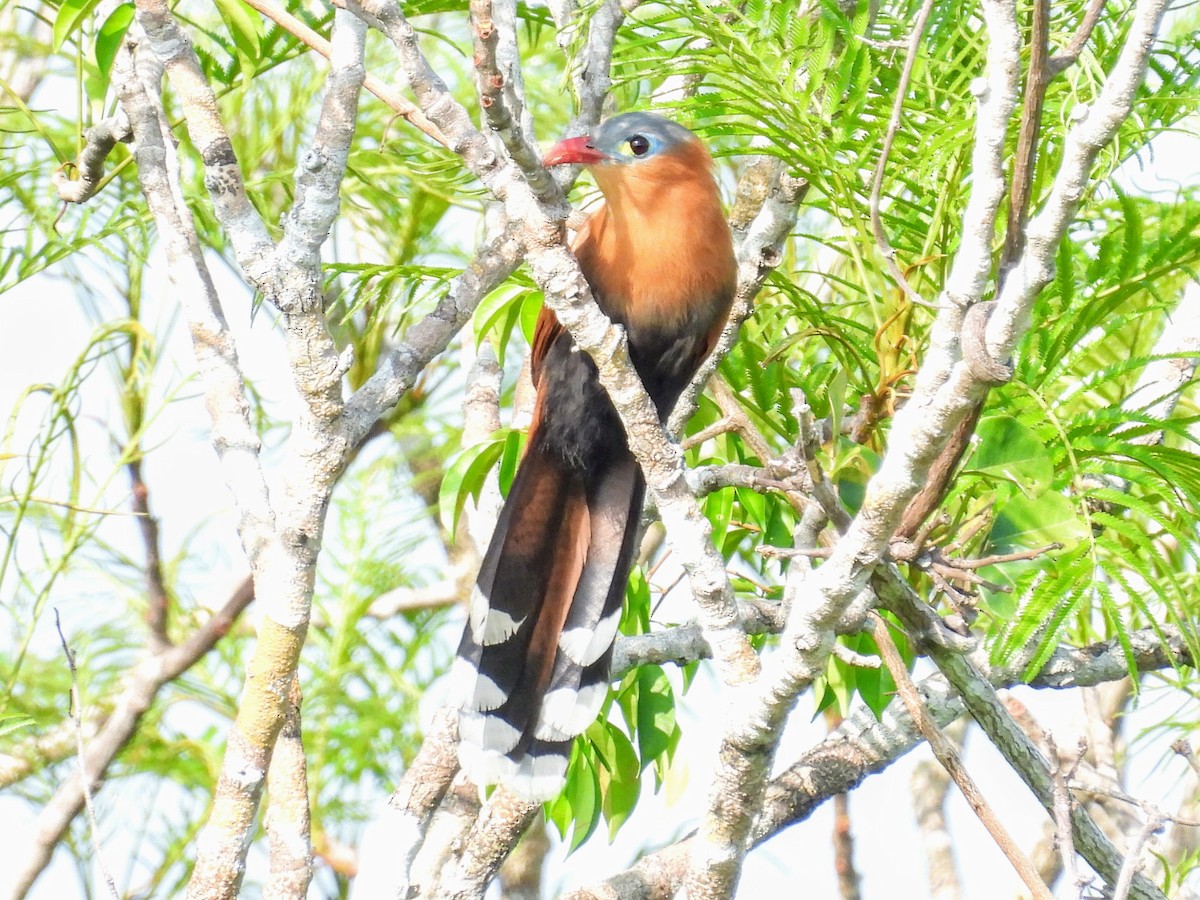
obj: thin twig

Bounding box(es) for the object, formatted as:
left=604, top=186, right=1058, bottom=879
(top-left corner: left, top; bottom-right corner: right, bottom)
left=1172, top=739, right=1200, bottom=778
left=241, top=0, right=449, bottom=147
left=951, top=543, right=1062, bottom=569
left=869, top=613, right=1053, bottom=900
left=1047, top=734, right=1085, bottom=894
left=1000, top=0, right=1051, bottom=273
left=681, top=416, right=738, bottom=450
left=832, top=643, right=881, bottom=669
left=468, top=0, right=556, bottom=199
left=128, top=458, right=171, bottom=649
left=1113, top=811, right=1165, bottom=900
left=1049, top=0, right=1109, bottom=74
left=54, top=610, right=120, bottom=900
left=868, top=0, right=939, bottom=309
left=1068, top=782, right=1200, bottom=829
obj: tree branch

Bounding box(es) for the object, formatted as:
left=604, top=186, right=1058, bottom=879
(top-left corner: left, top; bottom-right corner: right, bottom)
left=131, top=0, right=275, bottom=278
left=51, top=113, right=132, bottom=203
left=263, top=677, right=313, bottom=899
left=128, top=458, right=171, bottom=649
left=433, top=787, right=539, bottom=900
left=985, top=0, right=1173, bottom=364
left=185, top=10, right=368, bottom=892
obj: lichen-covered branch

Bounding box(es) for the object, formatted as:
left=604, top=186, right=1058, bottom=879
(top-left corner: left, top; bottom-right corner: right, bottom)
left=381, top=708, right=460, bottom=899
left=263, top=677, right=313, bottom=899
left=184, top=11, right=367, bottom=893
left=52, top=113, right=132, bottom=203
left=131, top=0, right=275, bottom=281
left=433, top=788, right=539, bottom=900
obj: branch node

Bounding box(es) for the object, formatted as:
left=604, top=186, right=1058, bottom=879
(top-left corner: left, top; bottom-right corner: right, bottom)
left=962, top=301, right=1014, bottom=385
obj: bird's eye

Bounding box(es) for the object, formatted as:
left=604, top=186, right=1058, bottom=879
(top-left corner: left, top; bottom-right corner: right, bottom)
left=628, top=134, right=650, bottom=157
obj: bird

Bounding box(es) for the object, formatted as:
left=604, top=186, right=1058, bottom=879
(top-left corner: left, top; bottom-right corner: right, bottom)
left=451, top=112, right=737, bottom=801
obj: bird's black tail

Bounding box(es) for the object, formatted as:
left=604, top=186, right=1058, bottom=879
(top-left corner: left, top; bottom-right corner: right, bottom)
left=452, top=440, right=643, bottom=800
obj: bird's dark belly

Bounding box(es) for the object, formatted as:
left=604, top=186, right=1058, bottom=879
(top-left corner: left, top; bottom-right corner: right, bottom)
left=534, top=313, right=714, bottom=477
left=535, top=334, right=627, bottom=476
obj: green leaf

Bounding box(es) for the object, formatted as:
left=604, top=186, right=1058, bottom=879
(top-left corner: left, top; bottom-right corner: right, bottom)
left=519, top=290, right=542, bottom=345
left=53, top=0, right=105, bottom=51
left=213, top=0, right=263, bottom=62
left=969, top=415, right=1055, bottom=498
left=94, top=5, right=135, bottom=81
left=620, top=566, right=651, bottom=635
left=823, top=646, right=854, bottom=715
left=497, top=429, right=523, bottom=496
left=591, top=721, right=641, bottom=839
left=0, top=714, right=34, bottom=738
left=563, top=744, right=601, bottom=851
left=437, top=435, right=508, bottom=534
left=635, top=665, right=675, bottom=769
left=989, top=491, right=1089, bottom=552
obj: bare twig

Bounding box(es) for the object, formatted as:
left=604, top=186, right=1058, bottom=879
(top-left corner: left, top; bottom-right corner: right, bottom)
left=1172, top=739, right=1200, bottom=778
left=1113, top=811, right=1165, bottom=900
left=1001, top=0, right=1051, bottom=273
left=823, top=707, right=862, bottom=900
left=950, top=543, right=1062, bottom=569
left=681, top=416, right=738, bottom=451
left=263, top=676, right=313, bottom=899
left=469, top=0, right=556, bottom=199
left=54, top=611, right=120, bottom=900
left=1047, top=734, right=1085, bottom=895
left=128, top=458, right=171, bottom=650
left=241, top=0, right=449, bottom=146
left=869, top=0, right=939, bottom=309
left=831, top=642, right=881, bottom=669
left=870, top=614, right=1053, bottom=899
left=1049, top=0, right=1109, bottom=74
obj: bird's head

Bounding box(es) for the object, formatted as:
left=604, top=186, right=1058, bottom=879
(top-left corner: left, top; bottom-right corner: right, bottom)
left=542, top=112, right=715, bottom=202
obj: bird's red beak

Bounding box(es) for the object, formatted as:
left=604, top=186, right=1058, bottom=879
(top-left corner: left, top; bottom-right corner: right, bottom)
left=543, top=136, right=608, bottom=167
